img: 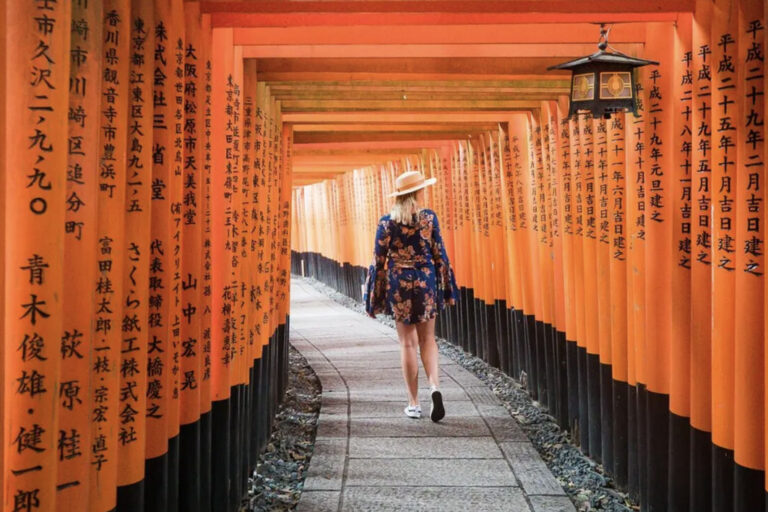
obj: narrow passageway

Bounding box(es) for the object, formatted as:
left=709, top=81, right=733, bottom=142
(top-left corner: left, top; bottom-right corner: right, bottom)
left=289, top=279, right=575, bottom=512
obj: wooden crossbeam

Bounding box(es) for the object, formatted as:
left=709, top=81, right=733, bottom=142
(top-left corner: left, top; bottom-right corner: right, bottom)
left=257, top=72, right=566, bottom=82
left=265, top=79, right=571, bottom=91
left=292, top=123, right=500, bottom=132
left=280, top=99, right=542, bottom=111
left=293, top=147, right=427, bottom=156
left=268, top=90, right=569, bottom=101
left=293, top=131, right=497, bottom=143
left=232, top=23, right=646, bottom=45
left=294, top=140, right=467, bottom=150
left=240, top=43, right=643, bottom=59
left=203, top=1, right=693, bottom=26
left=254, top=57, right=572, bottom=75
left=284, top=111, right=532, bottom=123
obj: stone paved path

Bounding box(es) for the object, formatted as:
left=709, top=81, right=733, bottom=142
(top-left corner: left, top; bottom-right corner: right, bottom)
left=291, top=279, right=576, bottom=512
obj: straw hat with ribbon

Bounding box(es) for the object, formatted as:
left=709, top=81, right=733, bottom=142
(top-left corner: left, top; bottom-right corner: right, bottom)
left=389, top=171, right=437, bottom=198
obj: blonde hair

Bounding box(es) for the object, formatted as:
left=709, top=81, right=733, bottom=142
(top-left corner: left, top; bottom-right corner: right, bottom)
left=390, top=191, right=421, bottom=225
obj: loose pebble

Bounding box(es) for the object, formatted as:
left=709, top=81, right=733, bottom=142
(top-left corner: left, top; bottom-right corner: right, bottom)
left=246, top=346, right=321, bottom=511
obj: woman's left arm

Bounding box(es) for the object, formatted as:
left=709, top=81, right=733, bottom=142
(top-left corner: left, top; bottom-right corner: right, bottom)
left=428, top=211, right=459, bottom=307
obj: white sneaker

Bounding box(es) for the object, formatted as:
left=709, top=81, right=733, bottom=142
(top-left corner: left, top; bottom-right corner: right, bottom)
left=404, top=405, right=421, bottom=418
left=430, top=387, right=445, bottom=422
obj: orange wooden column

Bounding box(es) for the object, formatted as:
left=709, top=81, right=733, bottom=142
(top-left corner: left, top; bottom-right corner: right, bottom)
left=145, top=2, right=175, bottom=508
left=467, top=139, right=484, bottom=359
left=579, top=114, right=599, bottom=457
left=179, top=3, right=205, bottom=510
left=567, top=112, right=588, bottom=447
left=689, top=0, right=714, bottom=507
left=167, top=4, right=186, bottom=487
left=625, top=66, right=648, bottom=500
left=643, top=22, right=675, bottom=509
left=525, top=113, right=545, bottom=401
left=500, top=123, right=524, bottom=378
left=253, top=81, right=268, bottom=359
left=242, top=59, right=257, bottom=422
left=489, top=131, right=510, bottom=372
left=59, top=1, right=100, bottom=510
left=669, top=14, right=694, bottom=510
left=710, top=1, right=739, bottom=507
left=455, top=142, right=472, bottom=352
left=607, top=112, right=629, bottom=486
left=198, top=12, right=214, bottom=511
left=209, top=27, right=233, bottom=398
left=555, top=101, right=580, bottom=433
left=116, top=0, right=154, bottom=507
left=4, top=1, right=70, bottom=511
left=209, top=24, right=234, bottom=510
left=547, top=101, right=568, bottom=430
left=281, top=124, right=294, bottom=331
left=91, top=2, right=130, bottom=510
left=733, top=0, right=765, bottom=504
left=594, top=116, right=613, bottom=467
left=511, top=114, right=536, bottom=390
left=0, top=0, right=4, bottom=505
left=538, top=106, right=558, bottom=412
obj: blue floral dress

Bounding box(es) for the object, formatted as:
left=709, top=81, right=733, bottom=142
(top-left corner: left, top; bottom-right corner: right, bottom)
left=364, top=208, right=459, bottom=324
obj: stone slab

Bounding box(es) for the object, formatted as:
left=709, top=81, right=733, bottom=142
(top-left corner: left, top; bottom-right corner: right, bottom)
left=294, top=491, right=340, bottom=512
left=501, top=442, right=566, bottom=496
left=480, top=407, right=528, bottom=441
left=348, top=436, right=503, bottom=459
left=304, top=439, right=346, bottom=491
left=349, top=400, right=477, bottom=419
left=342, top=486, right=530, bottom=512
left=315, top=414, right=348, bottom=439
left=344, top=458, right=517, bottom=487
left=349, top=415, right=493, bottom=438
left=441, top=366, right=485, bottom=387
left=346, top=386, right=470, bottom=402
left=464, top=385, right=502, bottom=405
left=528, top=495, right=578, bottom=512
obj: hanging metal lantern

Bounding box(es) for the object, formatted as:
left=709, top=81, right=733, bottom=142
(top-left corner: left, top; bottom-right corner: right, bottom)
left=548, top=25, right=658, bottom=119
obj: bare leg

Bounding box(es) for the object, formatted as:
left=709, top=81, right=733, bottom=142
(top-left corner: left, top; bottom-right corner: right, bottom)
left=396, top=321, right=420, bottom=406
left=416, top=318, right=439, bottom=388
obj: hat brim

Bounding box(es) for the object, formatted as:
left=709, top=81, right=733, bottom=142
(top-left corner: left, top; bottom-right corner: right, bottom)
left=388, top=177, right=437, bottom=198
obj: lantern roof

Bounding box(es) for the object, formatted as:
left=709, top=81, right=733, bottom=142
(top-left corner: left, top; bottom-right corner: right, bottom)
left=547, top=49, right=658, bottom=71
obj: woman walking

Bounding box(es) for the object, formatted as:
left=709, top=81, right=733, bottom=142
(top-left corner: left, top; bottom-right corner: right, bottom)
left=363, top=171, right=459, bottom=422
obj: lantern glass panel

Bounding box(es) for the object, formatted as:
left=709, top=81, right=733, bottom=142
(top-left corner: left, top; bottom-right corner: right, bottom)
left=599, top=71, right=633, bottom=99
left=571, top=73, right=595, bottom=101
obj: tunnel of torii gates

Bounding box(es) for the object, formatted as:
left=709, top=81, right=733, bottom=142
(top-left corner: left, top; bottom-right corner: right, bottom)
left=2, top=0, right=768, bottom=511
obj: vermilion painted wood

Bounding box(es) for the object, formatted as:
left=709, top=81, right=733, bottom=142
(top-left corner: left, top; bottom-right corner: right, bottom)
left=710, top=0, right=738, bottom=456
left=117, top=0, right=154, bottom=492
left=232, top=23, right=647, bottom=45
left=734, top=0, right=765, bottom=472
left=240, top=43, right=643, bottom=59
left=58, top=1, right=101, bottom=509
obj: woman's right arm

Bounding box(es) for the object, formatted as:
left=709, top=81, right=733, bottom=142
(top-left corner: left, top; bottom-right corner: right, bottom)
left=363, top=217, right=390, bottom=317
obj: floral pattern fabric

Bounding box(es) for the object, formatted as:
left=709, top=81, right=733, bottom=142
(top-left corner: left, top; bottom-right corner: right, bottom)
left=363, top=209, right=459, bottom=324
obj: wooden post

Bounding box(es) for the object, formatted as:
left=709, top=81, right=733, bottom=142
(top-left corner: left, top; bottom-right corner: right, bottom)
left=4, top=1, right=70, bottom=511
left=689, top=1, right=714, bottom=508
left=116, top=0, right=154, bottom=509
left=59, top=1, right=100, bottom=510
left=91, top=2, right=130, bottom=510
left=710, top=2, right=739, bottom=508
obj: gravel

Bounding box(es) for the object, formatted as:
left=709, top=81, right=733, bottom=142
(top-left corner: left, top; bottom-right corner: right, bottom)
left=246, top=346, right=322, bottom=512
left=299, top=275, right=638, bottom=512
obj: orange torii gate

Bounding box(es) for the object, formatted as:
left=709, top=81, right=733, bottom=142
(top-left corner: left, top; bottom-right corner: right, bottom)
left=2, top=1, right=768, bottom=512
left=2, top=2, right=291, bottom=512
left=291, top=4, right=767, bottom=512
